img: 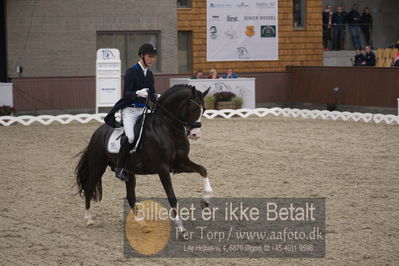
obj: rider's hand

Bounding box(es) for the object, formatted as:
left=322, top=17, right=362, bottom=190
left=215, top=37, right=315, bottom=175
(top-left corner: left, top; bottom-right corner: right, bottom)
left=156, top=93, right=161, bottom=100
left=136, top=88, right=148, bottom=98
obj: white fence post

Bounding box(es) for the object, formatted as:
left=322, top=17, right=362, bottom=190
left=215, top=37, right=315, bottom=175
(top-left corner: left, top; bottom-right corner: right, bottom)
left=397, top=98, right=399, bottom=116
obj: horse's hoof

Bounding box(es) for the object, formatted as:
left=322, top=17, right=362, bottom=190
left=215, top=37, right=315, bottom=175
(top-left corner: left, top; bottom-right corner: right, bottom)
left=200, top=199, right=210, bottom=209
left=86, top=220, right=95, bottom=226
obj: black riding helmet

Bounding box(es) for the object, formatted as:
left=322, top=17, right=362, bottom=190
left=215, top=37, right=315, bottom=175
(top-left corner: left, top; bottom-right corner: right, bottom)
left=138, top=43, right=157, bottom=56
left=138, top=43, right=157, bottom=68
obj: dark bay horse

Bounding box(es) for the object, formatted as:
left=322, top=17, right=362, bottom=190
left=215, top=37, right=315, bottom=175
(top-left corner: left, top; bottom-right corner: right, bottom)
left=75, top=85, right=213, bottom=232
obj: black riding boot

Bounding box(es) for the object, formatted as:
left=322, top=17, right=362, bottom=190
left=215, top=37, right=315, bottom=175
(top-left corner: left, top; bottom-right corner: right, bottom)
left=115, top=136, right=133, bottom=182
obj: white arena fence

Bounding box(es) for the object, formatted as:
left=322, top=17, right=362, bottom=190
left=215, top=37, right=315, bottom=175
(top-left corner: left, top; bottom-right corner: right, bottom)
left=1, top=108, right=399, bottom=127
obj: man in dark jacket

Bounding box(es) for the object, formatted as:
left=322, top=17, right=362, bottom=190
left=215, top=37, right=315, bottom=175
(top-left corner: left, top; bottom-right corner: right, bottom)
left=332, top=5, right=347, bottom=50
left=352, top=49, right=366, bottom=66
left=104, top=43, right=158, bottom=181
left=360, top=7, right=373, bottom=46
left=322, top=4, right=333, bottom=50
left=364, top=46, right=376, bottom=66
left=347, top=4, right=362, bottom=50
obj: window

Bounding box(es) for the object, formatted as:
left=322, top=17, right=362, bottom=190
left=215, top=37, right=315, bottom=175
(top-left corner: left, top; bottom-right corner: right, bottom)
left=97, top=31, right=160, bottom=74
left=177, top=0, right=191, bottom=8
left=293, top=0, right=306, bottom=29
left=177, top=31, right=192, bottom=73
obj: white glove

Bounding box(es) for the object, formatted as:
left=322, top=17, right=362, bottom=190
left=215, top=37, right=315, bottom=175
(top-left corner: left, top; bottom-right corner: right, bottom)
left=156, top=93, right=161, bottom=100
left=136, top=88, right=148, bottom=98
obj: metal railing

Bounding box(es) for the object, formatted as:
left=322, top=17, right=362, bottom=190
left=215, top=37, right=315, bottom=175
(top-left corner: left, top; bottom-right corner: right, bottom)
left=323, top=23, right=373, bottom=50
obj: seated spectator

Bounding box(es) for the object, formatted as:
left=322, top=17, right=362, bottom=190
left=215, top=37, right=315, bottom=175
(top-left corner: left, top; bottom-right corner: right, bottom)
left=352, top=49, right=366, bottom=66
left=191, top=70, right=204, bottom=79
left=388, top=40, right=399, bottom=49
left=222, top=68, right=238, bottom=79
left=208, top=69, right=220, bottom=79
left=392, top=52, right=399, bottom=67
left=364, top=46, right=376, bottom=66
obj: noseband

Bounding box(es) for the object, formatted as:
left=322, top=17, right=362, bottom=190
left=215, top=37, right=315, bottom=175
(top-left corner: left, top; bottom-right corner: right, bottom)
left=186, top=97, right=205, bottom=129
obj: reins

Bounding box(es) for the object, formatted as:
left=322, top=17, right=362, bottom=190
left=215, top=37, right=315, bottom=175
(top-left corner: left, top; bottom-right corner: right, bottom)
left=154, top=97, right=204, bottom=135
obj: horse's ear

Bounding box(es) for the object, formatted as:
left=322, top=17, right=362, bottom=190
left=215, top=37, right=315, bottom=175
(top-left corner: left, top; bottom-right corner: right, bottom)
left=202, top=87, right=210, bottom=97
left=191, top=86, right=196, bottom=96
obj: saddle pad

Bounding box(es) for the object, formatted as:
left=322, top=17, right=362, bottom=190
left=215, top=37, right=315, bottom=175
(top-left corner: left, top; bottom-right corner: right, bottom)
left=107, top=127, right=124, bottom=154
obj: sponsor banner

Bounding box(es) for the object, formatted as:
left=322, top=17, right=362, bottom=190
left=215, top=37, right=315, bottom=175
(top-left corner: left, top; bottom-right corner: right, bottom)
left=123, top=198, right=325, bottom=258
left=207, top=0, right=278, bottom=61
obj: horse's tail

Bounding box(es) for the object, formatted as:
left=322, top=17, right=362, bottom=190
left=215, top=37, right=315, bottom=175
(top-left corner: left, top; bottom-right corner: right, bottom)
left=75, top=144, right=103, bottom=202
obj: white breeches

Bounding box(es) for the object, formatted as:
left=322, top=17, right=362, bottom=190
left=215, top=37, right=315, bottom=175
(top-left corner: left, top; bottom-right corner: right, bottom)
left=122, top=107, right=144, bottom=144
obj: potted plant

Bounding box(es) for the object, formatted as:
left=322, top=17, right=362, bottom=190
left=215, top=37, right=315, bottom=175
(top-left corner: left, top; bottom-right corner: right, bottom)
left=232, top=97, right=243, bottom=109
left=0, top=105, right=15, bottom=116
left=204, top=95, right=216, bottom=109
left=214, top=91, right=236, bottom=110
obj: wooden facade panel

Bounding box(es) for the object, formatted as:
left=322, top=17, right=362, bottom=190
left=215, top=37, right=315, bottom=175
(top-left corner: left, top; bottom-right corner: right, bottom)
left=177, top=0, right=323, bottom=73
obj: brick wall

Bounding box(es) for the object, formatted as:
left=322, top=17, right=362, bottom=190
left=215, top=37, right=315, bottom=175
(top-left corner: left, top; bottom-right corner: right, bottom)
left=178, top=0, right=323, bottom=73
left=6, top=0, right=178, bottom=78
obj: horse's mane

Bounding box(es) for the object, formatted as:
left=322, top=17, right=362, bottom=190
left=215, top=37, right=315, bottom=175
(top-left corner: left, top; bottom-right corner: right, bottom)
left=157, top=84, right=194, bottom=103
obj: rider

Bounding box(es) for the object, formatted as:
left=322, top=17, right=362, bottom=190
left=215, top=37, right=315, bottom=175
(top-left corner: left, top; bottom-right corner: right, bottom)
left=104, top=43, right=158, bottom=181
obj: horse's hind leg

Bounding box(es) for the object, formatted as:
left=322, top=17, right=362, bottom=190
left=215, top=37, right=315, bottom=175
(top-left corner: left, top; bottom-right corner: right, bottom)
left=158, top=166, right=186, bottom=233
left=125, top=174, right=151, bottom=233
left=83, top=157, right=107, bottom=226
left=76, top=124, right=110, bottom=227
left=85, top=197, right=94, bottom=226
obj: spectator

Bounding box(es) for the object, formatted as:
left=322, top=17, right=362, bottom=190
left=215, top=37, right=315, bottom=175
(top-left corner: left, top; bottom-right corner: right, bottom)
left=352, top=49, right=366, bottom=66
left=322, top=4, right=333, bottom=51
left=191, top=70, right=204, bottom=79
left=222, top=69, right=238, bottom=79
left=332, top=6, right=347, bottom=51
left=395, top=40, right=399, bottom=49
left=208, top=69, right=220, bottom=79
left=392, top=51, right=399, bottom=67
left=360, top=7, right=373, bottom=46
left=364, top=46, right=376, bottom=66
left=347, top=4, right=362, bottom=50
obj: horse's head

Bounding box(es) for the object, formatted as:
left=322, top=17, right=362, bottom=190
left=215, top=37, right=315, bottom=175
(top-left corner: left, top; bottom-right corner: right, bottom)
left=185, top=86, right=210, bottom=140
left=157, top=85, right=210, bottom=140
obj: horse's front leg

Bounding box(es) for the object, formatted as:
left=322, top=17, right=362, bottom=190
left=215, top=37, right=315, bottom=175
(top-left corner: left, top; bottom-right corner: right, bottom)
left=158, top=166, right=186, bottom=234
left=178, top=159, right=213, bottom=208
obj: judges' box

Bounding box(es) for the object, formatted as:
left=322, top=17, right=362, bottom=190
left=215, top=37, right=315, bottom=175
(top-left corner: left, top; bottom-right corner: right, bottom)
left=170, top=78, right=256, bottom=109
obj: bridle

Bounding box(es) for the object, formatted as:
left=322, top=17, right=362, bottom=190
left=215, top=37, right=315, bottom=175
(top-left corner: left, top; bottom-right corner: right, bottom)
left=155, top=97, right=205, bottom=135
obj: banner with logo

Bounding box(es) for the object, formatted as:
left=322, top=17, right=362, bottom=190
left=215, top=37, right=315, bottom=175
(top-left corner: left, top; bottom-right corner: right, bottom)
left=207, top=0, right=278, bottom=61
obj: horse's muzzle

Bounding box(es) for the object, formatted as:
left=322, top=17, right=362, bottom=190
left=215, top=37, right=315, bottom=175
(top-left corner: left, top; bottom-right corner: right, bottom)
left=188, top=128, right=201, bottom=140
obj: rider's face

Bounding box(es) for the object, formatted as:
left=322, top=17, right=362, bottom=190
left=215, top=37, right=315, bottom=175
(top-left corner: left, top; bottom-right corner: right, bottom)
left=143, top=54, right=156, bottom=67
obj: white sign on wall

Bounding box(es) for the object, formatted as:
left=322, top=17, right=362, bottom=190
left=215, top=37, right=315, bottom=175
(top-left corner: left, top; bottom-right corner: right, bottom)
left=96, top=49, right=121, bottom=113
left=207, top=0, right=279, bottom=61
left=0, top=83, right=13, bottom=107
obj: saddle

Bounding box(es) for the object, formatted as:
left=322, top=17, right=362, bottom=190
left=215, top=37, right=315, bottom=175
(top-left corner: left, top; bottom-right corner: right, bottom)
left=107, top=115, right=145, bottom=154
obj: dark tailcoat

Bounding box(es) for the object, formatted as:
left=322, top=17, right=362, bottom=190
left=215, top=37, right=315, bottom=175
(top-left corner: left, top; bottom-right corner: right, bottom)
left=104, top=64, right=157, bottom=127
